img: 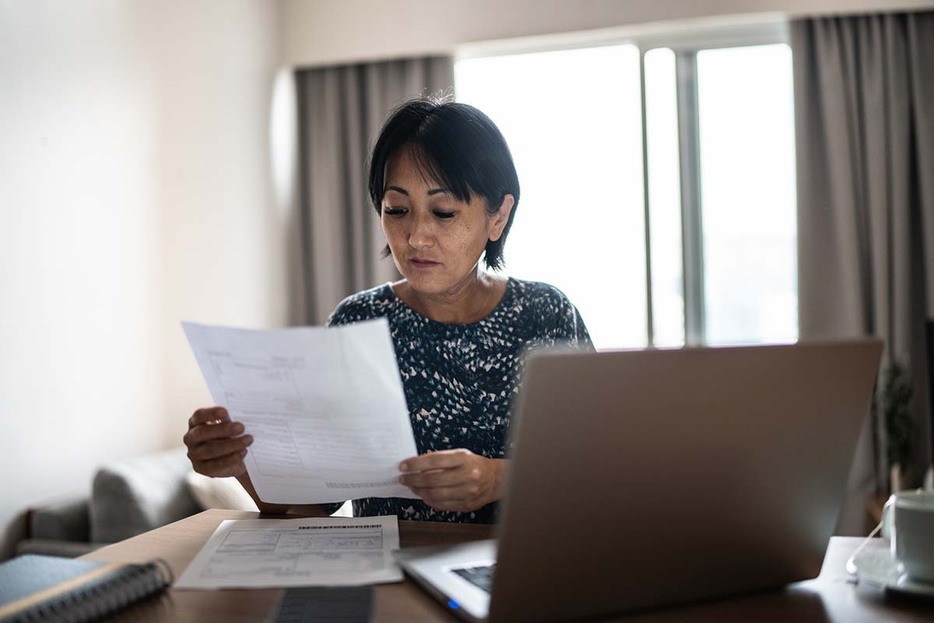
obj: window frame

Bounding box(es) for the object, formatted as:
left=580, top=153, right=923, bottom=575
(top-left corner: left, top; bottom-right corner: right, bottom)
left=456, top=19, right=793, bottom=348
left=634, top=22, right=791, bottom=347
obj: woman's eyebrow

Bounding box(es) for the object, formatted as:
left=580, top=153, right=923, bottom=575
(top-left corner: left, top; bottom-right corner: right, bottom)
left=384, top=185, right=451, bottom=196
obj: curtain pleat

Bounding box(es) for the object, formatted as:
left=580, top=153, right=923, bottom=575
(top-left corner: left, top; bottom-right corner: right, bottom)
left=295, top=57, right=455, bottom=324
left=792, top=11, right=934, bottom=534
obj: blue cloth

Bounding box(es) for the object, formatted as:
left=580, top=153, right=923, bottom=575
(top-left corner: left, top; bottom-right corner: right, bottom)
left=325, top=277, right=591, bottom=523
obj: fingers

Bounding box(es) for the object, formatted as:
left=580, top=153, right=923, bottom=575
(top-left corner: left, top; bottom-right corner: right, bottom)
left=400, top=449, right=471, bottom=473
left=399, top=449, right=498, bottom=512
left=187, top=439, right=251, bottom=478
left=184, top=420, right=244, bottom=446
left=184, top=406, right=252, bottom=478
left=410, top=482, right=482, bottom=503
left=196, top=449, right=249, bottom=478
left=399, top=449, right=476, bottom=491
left=188, top=406, right=230, bottom=429
left=414, top=483, right=488, bottom=513
left=187, top=434, right=253, bottom=463
left=400, top=452, right=506, bottom=513
left=401, top=463, right=475, bottom=489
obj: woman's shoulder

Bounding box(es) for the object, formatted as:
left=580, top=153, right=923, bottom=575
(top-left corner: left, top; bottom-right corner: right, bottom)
left=503, top=277, right=592, bottom=345
left=507, top=277, right=576, bottom=311
left=328, top=283, right=396, bottom=326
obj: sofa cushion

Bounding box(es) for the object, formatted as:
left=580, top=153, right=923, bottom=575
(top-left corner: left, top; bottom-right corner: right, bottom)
left=185, top=472, right=258, bottom=511
left=28, top=496, right=90, bottom=542
left=89, top=447, right=203, bottom=543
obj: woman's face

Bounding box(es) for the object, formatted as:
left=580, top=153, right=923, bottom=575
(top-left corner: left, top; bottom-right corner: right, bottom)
left=381, top=148, right=513, bottom=297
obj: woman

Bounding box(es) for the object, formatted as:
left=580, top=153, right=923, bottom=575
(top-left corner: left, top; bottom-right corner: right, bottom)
left=184, top=98, right=591, bottom=524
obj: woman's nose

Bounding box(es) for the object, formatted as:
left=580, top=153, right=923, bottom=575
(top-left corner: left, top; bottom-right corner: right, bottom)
left=408, top=215, right=435, bottom=248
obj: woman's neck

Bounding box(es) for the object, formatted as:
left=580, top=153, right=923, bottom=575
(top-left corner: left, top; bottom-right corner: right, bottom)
left=394, top=272, right=507, bottom=324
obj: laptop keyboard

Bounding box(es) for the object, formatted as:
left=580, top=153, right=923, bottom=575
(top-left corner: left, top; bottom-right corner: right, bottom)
left=451, top=563, right=496, bottom=593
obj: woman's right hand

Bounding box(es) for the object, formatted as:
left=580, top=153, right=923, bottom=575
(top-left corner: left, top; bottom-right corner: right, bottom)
left=183, top=406, right=253, bottom=478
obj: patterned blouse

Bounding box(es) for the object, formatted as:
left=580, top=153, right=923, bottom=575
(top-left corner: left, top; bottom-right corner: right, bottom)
left=324, top=277, right=592, bottom=523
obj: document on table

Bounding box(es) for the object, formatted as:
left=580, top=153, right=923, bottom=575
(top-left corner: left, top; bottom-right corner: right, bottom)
left=175, top=516, right=403, bottom=589
left=182, top=318, right=419, bottom=504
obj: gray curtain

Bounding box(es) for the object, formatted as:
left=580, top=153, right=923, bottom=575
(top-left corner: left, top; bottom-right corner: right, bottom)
left=295, top=57, right=455, bottom=324
left=791, top=12, right=934, bottom=534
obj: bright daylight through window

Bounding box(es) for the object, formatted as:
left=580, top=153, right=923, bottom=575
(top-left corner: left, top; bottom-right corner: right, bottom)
left=456, top=39, right=797, bottom=349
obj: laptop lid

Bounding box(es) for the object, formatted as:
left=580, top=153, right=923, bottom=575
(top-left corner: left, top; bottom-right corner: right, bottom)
left=395, top=340, right=882, bottom=623
left=486, top=339, right=882, bottom=623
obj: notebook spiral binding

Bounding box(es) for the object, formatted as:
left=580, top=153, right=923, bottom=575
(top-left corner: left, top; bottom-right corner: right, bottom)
left=2, top=558, right=173, bottom=623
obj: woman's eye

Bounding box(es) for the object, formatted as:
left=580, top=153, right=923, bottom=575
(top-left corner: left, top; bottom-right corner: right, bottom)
left=433, top=210, right=455, bottom=220
left=384, top=207, right=407, bottom=216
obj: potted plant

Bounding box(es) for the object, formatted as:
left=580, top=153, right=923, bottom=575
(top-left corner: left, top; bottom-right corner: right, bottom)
left=877, top=361, right=913, bottom=491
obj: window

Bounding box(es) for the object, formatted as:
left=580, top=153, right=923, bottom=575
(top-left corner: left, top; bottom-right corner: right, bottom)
left=694, top=45, right=797, bottom=345
left=456, top=46, right=646, bottom=347
left=456, top=26, right=797, bottom=349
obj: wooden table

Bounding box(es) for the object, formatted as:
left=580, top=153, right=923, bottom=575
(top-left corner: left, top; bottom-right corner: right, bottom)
left=83, top=509, right=934, bottom=622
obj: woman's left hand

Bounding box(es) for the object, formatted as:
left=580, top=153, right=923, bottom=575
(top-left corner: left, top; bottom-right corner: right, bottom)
left=399, top=449, right=507, bottom=513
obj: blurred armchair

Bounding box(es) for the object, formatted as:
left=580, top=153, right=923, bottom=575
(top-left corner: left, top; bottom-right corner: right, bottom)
left=16, top=448, right=207, bottom=557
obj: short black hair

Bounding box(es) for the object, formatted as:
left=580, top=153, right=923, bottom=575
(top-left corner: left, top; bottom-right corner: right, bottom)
left=367, top=98, right=520, bottom=271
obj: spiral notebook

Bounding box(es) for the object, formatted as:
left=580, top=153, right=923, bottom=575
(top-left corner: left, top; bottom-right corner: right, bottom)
left=0, top=554, right=172, bottom=623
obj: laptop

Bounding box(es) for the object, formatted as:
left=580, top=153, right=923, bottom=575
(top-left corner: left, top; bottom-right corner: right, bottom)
left=395, top=340, right=883, bottom=623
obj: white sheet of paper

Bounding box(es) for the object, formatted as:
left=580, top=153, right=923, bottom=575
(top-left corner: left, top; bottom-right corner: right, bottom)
left=175, top=516, right=403, bottom=589
left=183, top=318, right=419, bottom=504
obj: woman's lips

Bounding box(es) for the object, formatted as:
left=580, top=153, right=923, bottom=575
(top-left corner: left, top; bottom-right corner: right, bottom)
left=410, top=258, right=440, bottom=269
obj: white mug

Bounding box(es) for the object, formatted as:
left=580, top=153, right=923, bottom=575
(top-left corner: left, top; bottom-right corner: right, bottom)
left=883, top=490, right=934, bottom=582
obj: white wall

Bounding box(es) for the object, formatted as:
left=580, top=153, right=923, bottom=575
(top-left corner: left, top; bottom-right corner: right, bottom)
left=283, top=0, right=934, bottom=67
left=0, top=0, right=288, bottom=557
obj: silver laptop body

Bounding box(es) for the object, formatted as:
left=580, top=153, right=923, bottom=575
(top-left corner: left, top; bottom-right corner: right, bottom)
left=395, top=340, right=883, bottom=623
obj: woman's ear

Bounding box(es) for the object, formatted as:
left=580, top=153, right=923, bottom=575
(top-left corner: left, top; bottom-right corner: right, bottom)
left=489, top=194, right=515, bottom=242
